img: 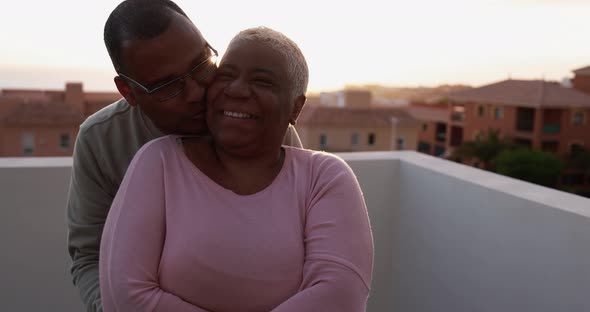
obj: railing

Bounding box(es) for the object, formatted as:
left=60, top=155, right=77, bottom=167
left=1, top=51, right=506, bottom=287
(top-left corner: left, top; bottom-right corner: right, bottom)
left=451, top=112, right=465, bottom=122
left=543, top=123, right=561, bottom=134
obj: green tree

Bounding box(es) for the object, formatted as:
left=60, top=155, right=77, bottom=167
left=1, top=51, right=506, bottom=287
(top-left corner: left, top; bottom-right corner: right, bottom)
left=567, top=145, right=590, bottom=172
left=451, top=129, right=513, bottom=170
left=495, top=149, right=564, bottom=187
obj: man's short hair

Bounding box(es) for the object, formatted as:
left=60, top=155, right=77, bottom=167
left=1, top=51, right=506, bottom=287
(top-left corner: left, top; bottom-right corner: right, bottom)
left=104, top=0, right=190, bottom=73
left=229, top=27, right=309, bottom=98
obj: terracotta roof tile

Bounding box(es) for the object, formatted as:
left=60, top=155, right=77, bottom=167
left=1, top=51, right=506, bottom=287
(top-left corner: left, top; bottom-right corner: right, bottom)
left=298, top=105, right=418, bottom=127
left=407, top=105, right=449, bottom=122
left=448, top=79, right=590, bottom=108
left=573, top=65, right=590, bottom=76
left=0, top=100, right=84, bottom=126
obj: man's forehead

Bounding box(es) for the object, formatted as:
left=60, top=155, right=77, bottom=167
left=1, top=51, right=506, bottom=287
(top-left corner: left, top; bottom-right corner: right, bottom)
left=120, top=17, right=207, bottom=81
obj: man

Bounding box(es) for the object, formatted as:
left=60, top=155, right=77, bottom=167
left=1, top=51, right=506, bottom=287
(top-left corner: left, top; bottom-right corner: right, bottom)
left=66, top=1, right=302, bottom=311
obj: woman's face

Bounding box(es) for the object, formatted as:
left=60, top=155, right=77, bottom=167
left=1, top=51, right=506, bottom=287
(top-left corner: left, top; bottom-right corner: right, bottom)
left=206, top=40, right=299, bottom=154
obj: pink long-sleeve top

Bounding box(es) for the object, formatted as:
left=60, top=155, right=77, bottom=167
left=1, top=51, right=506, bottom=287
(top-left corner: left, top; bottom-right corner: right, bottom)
left=99, top=135, right=374, bottom=312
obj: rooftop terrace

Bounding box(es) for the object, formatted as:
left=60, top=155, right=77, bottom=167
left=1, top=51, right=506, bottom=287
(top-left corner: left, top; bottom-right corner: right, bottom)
left=1, top=152, right=589, bottom=311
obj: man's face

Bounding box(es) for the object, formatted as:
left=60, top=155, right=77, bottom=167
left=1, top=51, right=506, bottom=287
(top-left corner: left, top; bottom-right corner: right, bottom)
left=118, top=13, right=213, bottom=135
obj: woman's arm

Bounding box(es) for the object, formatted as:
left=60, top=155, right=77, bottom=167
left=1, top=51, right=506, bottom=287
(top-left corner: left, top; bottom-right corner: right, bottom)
left=272, top=156, right=374, bottom=311
left=99, top=140, right=210, bottom=312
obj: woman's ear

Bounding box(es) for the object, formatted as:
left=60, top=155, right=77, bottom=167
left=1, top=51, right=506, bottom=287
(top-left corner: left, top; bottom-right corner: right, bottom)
left=289, top=95, right=306, bottom=125
left=114, top=76, right=137, bottom=106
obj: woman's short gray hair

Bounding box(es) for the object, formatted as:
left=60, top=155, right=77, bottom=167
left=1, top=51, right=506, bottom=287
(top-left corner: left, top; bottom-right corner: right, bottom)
left=229, top=26, right=309, bottom=98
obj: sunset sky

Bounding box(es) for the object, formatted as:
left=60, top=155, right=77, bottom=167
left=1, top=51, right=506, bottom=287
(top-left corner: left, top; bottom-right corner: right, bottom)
left=1, top=0, right=589, bottom=93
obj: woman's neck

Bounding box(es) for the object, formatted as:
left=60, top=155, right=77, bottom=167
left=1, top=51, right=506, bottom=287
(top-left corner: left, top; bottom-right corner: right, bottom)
left=184, top=137, right=285, bottom=195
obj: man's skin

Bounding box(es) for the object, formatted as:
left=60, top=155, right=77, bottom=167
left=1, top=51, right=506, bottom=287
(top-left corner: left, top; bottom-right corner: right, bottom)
left=68, top=8, right=240, bottom=311
left=114, top=13, right=212, bottom=135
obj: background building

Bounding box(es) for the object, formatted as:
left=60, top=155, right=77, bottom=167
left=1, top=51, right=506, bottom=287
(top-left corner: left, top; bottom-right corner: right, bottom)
left=298, top=90, right=419, bottom=152
left=409, top=65, right=590, bottom=193
left=0, top=83, right=119, bottom=157
left=411, top=65, right=590, bottom=157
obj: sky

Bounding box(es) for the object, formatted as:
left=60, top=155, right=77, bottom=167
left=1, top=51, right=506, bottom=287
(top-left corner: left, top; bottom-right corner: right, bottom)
left=1, top=0, right=589, bottom=93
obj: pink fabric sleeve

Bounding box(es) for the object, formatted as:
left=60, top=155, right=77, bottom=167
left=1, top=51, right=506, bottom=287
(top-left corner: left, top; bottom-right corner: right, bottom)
left=271, top=156, right=374, bottom=312
left=100, top=142, right=210, bottom=312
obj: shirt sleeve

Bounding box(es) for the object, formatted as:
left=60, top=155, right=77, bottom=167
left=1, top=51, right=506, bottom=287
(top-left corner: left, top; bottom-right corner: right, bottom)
left=283, top=125, right=303, bottom=148
left=99, top=141, right=210, bottom=312
left=66, top=130, right=113, bottom=312
left=271, top=156, right=374, bottom=311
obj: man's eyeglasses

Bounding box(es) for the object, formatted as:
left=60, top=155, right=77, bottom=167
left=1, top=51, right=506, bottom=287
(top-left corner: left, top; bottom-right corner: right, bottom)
left=118, top=44, right=218, bottom=101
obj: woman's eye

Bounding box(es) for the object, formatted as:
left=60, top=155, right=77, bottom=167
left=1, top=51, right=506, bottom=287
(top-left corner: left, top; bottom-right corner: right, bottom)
left=252, top=78, right=273, bottom=87
left=215, top=71, right=234, bottom=80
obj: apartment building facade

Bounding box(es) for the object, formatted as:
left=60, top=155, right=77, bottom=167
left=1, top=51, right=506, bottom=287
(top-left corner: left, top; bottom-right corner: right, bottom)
left=412, top=65, right=590, bottom=190
left=0, top=83, right=120, bottom=157
left=298, top=90, right=419, bottom=152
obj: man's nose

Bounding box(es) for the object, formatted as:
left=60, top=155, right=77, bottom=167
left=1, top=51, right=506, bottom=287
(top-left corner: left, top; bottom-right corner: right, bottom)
left=182, top=76, right=207, bottom=103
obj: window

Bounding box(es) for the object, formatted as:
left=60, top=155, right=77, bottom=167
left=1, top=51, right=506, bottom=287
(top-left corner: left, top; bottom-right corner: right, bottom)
left=572, top=111, right=585, bottom=125
left=397, top=137, right=405, bottom=150
left=433, top=145, right=446, bottom=157
left=435, top=122, right=446, bottom=142
left=368, top=133, right=376, bottom=146
left=451, top=105, right=465, bottom=122
left=418, top=141, right=431, bottom=154
left=493, top=107, right=504, bottom=120
left=21, top=133, right=35, bottom=155
left=60, top=133, right=71, bottom=149
left=477, top=105, right=485, bottom=117
left=319, top=134, right=327, bottom=150
left=351, top=132, right=359, bottom=147
left=516, top=107, right=535, bottom=132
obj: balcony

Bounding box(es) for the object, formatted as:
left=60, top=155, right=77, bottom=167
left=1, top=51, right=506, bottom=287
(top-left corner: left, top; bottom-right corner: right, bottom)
left=543, top=123, right=561, bottom=134
left=1, top=153, right=589, bottom=311
left=450, top=112, right=465, bottom=122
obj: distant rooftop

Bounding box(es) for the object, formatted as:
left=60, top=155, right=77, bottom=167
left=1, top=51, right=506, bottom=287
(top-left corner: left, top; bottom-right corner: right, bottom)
left=406, top=104, right=449, bottom=122
left=0, top=83, right=120, bottom=125
left=448, top=79, right=590, bottom=108
left=298, top=105, right=419, bottom=127
left=573, top=65, right=590, bottom=76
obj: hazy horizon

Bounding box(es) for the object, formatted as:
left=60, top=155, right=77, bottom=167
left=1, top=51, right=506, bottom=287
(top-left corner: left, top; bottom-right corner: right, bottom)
left=2, top=0, right=589, bottom=93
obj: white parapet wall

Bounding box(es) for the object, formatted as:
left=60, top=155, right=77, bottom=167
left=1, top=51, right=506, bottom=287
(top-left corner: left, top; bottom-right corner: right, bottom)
left=1, top=152, right=589, bottom=311
left=0, top=157, right=82, bottom=311
left=340, top=151, right=590, bottom=312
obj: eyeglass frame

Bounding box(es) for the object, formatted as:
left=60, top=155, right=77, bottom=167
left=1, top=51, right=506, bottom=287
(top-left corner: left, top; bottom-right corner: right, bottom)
left=117, top=43, right=218, bottom=101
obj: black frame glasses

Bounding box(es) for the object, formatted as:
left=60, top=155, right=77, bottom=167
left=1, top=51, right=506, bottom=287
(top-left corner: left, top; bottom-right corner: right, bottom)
left=118, top=43, right=218, bottom=101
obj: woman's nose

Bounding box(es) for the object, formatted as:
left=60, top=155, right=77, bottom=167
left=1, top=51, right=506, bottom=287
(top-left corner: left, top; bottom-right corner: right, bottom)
left=223, top=78, right=251, bottom=98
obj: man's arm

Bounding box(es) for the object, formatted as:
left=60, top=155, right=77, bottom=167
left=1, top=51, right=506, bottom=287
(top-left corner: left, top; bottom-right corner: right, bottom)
left=283, top=124, right=303, bottom=148
left=66, top=131, right=113, bottom=312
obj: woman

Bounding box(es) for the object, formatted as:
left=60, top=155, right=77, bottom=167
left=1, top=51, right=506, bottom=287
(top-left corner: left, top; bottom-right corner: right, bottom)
left=100, top=27, right=373, bottom=311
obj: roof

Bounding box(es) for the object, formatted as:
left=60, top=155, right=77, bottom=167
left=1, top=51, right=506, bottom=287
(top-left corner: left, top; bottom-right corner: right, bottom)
left=448, top=79, right=590, bottom=108
left=0, top=100, right=85, bottom=126
left=298, top=105, right=419, bottom=127
left=407, top=104, right=449, bottom=122
left=0, top=87, right=119, bottom=126
left=573, top=65, right=590, bottom=76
